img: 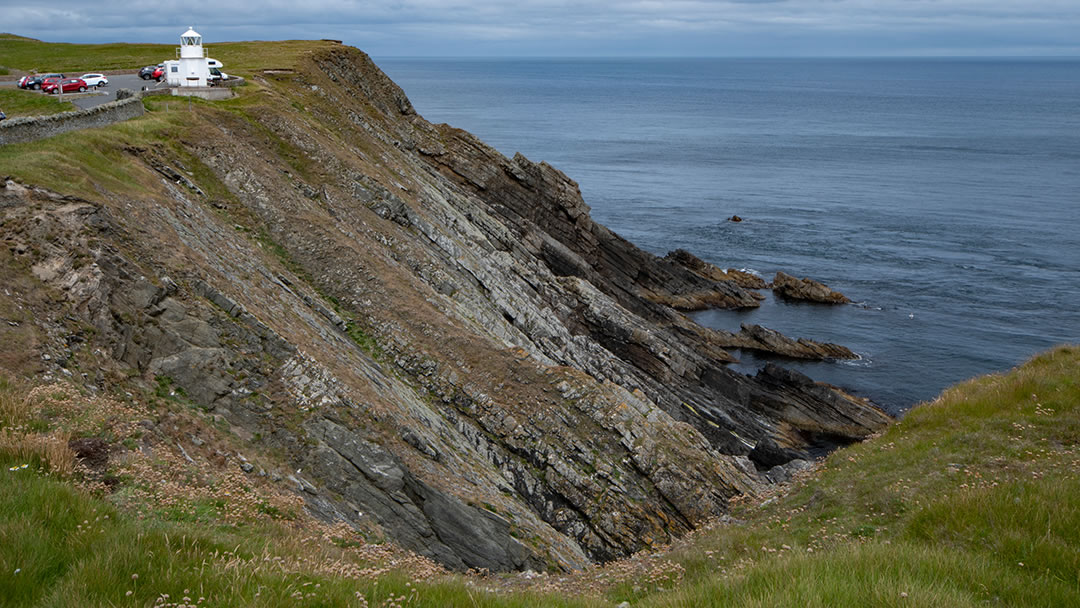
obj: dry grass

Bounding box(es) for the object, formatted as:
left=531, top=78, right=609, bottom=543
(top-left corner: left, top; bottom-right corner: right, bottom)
left=0, top=381, right=23, bottom=427
left=0, top=429, right=75, bottom=477
left=0, top=379, right=76, bottom=477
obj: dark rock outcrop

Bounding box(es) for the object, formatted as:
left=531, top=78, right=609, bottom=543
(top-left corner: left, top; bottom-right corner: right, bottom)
left=663, top=250, right=765, bottom=300
left=303, top=417, right=541, bottom=572
left=772, top=271, right=850, bottom=304
left=749, top=437, right=801, bottom=469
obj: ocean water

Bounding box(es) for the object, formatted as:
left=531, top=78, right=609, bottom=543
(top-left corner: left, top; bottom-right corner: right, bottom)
left=377, top=58, right=1080, bottom=414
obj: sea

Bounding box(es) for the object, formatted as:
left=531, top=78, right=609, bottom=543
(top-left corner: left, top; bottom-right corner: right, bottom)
left=377, top=58, right=1080, bottom=415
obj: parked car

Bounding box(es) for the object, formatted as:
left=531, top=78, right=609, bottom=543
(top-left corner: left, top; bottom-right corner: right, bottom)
left=17, top=75, right=31, bottom=89
left=208, top=67, right=230, bottom=83
left=42, top=78, right=88, bottom=94
left=138, top=65, right=159, bottom=80
left=24, top=73, right=65, bottom=90
left=80, top=73, right=108, bottom=87
left=152, top=66, right=166, bottom=81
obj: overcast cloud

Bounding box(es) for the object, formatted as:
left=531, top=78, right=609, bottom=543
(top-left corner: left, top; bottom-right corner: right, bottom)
left=4, top=1, right=1079, bottom=56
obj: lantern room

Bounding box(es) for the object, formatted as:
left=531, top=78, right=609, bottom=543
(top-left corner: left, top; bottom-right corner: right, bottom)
left=176, top=27, right=209, bottom=87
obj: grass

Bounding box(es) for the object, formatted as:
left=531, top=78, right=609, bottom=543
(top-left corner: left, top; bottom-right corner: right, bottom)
left=0, top=452, right=601, bottom=608
left=0, top=34, right=172, bottom=73
left=0, top=88, right=75, bottom=117
left=0, top=33, right=340, bottom=79
left=616, top=344, right=1080, bottom=607
left=0, top=103, right=179, bottom=197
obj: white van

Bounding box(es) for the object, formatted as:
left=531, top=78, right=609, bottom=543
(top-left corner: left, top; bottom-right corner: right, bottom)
left=209, top=67, right=230, bottom=84
left=206, top=58, right=223, bottom=70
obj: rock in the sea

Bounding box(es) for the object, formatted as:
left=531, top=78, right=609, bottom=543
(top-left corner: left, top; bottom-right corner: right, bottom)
left=663, top=250, right=766, bottom=296
left=708, top=323, right=857, bottom=360
left=725, top=268, right=768, bottom=290
left=772, top=271, right=850, bottom=304
left=740, top=324, right=856, bottom=360
left=664, top=248, right=729, bottom=283
left=729, top=215, right=742, bottom=222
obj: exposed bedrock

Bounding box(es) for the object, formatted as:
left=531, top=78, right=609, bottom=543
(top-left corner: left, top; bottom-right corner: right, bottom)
left=2, top=45, right=892, bottom=572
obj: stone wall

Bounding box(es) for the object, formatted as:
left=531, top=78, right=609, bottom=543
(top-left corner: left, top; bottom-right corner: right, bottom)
left=0, top=96, right=144, bottom=146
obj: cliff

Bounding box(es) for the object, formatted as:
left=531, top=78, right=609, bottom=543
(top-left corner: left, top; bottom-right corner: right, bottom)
left=0, top=42, right=889, bottom=571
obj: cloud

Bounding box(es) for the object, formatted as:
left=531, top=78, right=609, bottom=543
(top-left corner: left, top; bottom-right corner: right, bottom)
left=3, top=1, right=1078, bottom=56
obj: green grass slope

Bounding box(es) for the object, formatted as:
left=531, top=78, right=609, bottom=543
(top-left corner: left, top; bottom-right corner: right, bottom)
left=0, top=89, right=75, bottom=117
left=626, top=344, right=1079, bottom=607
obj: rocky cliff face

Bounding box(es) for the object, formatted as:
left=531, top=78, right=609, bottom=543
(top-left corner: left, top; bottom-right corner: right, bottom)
left=0, top=43, right=889, bottom=571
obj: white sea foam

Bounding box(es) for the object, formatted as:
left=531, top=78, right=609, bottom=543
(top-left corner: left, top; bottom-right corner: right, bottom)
left=839, top=354, right=873, bottom=368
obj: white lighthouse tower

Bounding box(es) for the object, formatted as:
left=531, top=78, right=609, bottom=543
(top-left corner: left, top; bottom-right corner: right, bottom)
left=176, top=27, right=209, bottom=88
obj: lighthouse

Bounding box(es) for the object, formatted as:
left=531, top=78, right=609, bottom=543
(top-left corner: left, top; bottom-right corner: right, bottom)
left=176, top=27, right=209, bottom=87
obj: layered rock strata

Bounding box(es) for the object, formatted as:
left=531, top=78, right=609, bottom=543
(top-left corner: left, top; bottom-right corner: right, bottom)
left=0, top=44, right=889, bottom=572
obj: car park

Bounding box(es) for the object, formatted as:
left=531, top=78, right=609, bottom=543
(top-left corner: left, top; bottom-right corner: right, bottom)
left=80, top=73, right=108, bottom=87
left=42, top=78, right=88, bottom=94
left=24, top=73, right=65, bottom=90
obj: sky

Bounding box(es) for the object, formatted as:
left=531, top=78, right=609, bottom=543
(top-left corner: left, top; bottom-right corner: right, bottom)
left=4, top=1, right=1080, bottom=57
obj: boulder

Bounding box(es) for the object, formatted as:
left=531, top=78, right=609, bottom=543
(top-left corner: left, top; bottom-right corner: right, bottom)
left=749, top=437, right=800, bottom=469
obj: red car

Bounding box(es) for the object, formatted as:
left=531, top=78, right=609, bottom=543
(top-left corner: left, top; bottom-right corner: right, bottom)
left=152, top=66, right=166, bottom=81
left=42, top=78, right=88, bottom=94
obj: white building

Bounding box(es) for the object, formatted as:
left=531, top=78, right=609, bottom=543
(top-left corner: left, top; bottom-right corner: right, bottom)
left=176, top=27, right=210, bottom=88
left=164, top=60, right=181, bottom=86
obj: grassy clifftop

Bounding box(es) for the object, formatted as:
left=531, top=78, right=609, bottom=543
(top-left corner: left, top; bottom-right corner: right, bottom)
left=0, top=34, right=336, bottom=74
left=2, top=346, right=1076, bottom=607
